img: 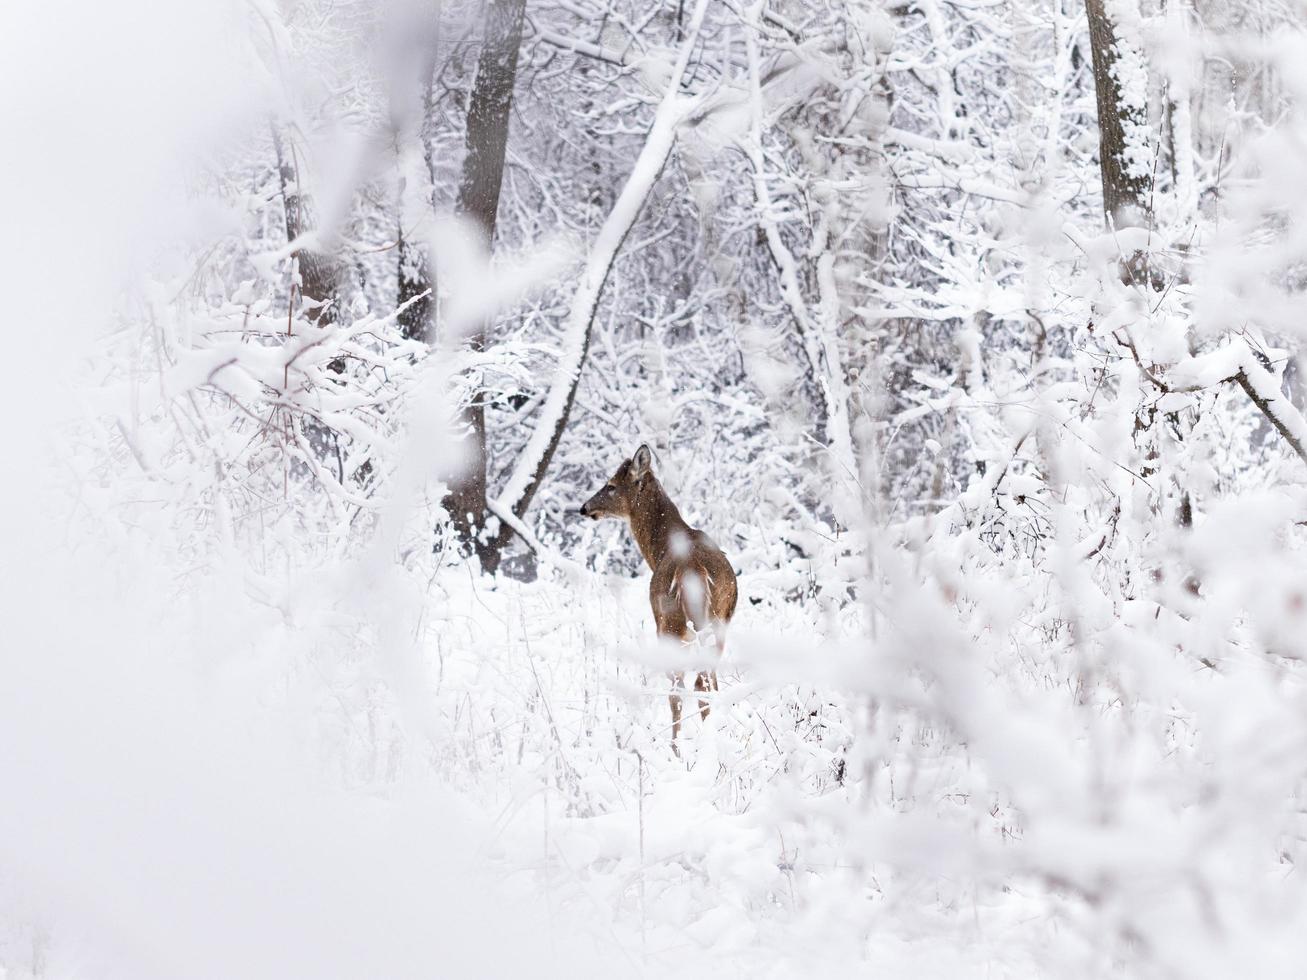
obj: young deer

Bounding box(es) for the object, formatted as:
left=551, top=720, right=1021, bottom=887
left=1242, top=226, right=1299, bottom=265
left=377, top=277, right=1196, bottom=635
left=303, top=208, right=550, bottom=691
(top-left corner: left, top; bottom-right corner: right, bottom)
left=580, top=445, right=738, bottom=750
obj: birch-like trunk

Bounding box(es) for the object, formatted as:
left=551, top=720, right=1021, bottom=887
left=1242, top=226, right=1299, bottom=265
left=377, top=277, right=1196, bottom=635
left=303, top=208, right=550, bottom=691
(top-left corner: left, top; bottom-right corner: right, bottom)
left=492, top=0, right=712, bottom=528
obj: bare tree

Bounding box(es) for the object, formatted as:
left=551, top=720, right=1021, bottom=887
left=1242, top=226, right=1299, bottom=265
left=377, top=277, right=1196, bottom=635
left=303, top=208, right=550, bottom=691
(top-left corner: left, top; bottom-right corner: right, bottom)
left=444, top=0, right=528, bottom=571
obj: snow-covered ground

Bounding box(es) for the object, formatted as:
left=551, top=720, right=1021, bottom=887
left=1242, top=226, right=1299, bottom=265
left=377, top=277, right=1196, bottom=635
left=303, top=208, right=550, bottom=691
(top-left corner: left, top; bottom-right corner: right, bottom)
left=414, top=574, right=1067, bottom=979
left=0, top=518, right=1078, bottom=978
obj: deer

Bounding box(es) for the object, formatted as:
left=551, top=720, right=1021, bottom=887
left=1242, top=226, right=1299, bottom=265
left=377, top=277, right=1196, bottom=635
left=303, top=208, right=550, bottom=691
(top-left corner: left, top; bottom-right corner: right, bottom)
left=579, top=445, right=738, bottom=752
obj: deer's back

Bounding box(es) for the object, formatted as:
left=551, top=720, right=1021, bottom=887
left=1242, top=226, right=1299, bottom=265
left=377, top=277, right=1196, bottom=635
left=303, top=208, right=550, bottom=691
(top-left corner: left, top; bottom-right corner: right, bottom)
left=649, top=530, right=737, bottom=636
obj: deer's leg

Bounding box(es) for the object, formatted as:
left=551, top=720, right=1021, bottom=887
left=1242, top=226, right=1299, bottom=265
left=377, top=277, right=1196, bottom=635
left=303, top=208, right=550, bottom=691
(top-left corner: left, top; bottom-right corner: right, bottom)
left=693, top=671, right=713, bottom=721
left=669, top=670, right=684, bottom=753
left=711, top=630, right=725, bottom=694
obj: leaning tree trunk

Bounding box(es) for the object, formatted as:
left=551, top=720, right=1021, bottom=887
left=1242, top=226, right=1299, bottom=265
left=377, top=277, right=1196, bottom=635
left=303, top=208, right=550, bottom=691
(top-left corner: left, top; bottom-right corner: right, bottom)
left=1084, top=0, right=1152, bottom=231
left=444, top=0, right=527, bottom=573
left=490, top=0, right=712, bottom=537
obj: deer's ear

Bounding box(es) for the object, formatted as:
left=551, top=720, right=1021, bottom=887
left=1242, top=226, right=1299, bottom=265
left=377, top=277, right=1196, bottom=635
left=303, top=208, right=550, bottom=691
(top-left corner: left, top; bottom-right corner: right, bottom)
left=631, top=444, right=652, bottom=478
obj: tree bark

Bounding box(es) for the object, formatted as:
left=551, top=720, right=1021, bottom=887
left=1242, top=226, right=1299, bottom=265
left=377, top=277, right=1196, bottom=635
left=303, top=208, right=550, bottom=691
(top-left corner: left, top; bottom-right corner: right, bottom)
left=397, top=231, right=432, bottom=342
left=272, top=126, right=341, bottom=326
left=272, top=125, right=345, bottom=465
left=1084, top=0, right=1151, bottom=230
left=387, top=9, right=440, bottom=345
left=444, top=0, right=527, bottom=572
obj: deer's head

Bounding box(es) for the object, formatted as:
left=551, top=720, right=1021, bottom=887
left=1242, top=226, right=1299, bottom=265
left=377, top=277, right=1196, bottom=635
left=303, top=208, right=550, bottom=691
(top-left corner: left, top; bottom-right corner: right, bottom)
left=579, top=445, right=653, bottom=521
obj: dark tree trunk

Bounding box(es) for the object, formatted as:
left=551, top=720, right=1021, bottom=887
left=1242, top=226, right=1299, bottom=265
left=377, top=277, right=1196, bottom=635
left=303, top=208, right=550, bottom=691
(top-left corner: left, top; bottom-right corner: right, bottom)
left=397, top=231, right=432, bottom=342
left=272, top=125, right=345, bottom=467
left=272, top=126, right=341, bottom=326
left=455, top=0, right=526, bottom=238
left=1084, top=0, right=1151, bottom=230
left=444, top=0, right=528, bottom=573
left=394, top=35, right=440, bottom=345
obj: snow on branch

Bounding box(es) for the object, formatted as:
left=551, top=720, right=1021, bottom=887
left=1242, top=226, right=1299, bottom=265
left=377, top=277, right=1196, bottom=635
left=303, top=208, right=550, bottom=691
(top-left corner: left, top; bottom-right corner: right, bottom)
left=485, top=497, right=585, bottom=577
left=527, top=22, right=629, bottom=69
left=1165, top=339, right=1307, bottom=465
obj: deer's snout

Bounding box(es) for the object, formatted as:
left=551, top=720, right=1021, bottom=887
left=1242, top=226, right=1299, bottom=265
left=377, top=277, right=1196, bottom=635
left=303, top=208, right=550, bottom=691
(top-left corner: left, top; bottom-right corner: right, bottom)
left=580, top=489, right=613, bottom=519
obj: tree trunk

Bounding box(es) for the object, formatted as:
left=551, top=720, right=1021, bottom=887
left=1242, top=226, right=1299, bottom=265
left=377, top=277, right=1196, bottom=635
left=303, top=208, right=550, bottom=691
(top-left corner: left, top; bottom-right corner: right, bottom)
left=394, top=30, right=440, bottom=344
left=397, top=232, right=432, bottom=342
left=444, top=0, right=527, bottom=572
left=272, top=126, right=341, bottom=326
left=1084, top=0, right=1151, bottom=230
left=272, top=125, right=344, bottom=466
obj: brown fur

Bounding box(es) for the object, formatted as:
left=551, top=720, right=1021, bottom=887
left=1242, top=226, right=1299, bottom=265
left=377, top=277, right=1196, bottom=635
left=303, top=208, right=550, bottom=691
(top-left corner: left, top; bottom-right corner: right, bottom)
left=580, top=446, right=738, bottom=750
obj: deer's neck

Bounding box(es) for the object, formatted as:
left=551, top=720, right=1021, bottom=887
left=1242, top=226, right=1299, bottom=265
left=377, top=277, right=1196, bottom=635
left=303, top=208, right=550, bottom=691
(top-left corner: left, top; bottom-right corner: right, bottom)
left=628, top=477, right=690, bottom=571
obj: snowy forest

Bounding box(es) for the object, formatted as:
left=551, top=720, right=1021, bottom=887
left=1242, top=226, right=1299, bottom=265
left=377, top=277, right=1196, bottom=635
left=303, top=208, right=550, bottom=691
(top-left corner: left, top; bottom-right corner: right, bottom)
left=7, top=0, right=1307, bottom=974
